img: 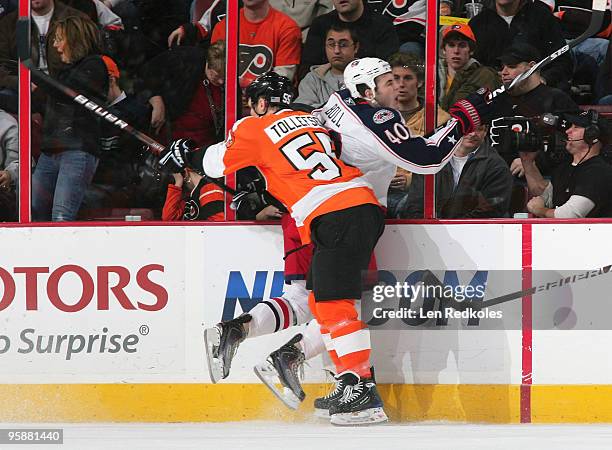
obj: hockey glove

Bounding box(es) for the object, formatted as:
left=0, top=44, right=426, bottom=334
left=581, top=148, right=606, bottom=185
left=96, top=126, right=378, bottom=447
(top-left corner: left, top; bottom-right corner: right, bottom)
left=158, top=138, right=197, bottom=173
left=489, top=116, right=532, bottom=147
left=231, top=190, right=267, bottom=218
left=449, top=88, right=495, bottom=135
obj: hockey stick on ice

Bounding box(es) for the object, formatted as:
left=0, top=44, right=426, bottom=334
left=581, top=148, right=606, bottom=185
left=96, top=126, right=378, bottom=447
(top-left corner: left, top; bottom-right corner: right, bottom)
left=15, top=19, right=237, bottom=196
left=489, top=0, right=608, bottom=99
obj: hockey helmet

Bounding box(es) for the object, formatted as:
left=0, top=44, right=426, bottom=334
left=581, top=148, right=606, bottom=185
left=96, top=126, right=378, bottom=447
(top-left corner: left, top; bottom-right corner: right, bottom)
left=245, top=71, right=294, bottom=107
left=344, top=57, right=392, bottom=99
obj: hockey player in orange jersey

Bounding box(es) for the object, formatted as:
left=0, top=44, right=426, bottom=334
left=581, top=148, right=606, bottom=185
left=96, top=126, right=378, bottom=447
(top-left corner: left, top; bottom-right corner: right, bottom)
left=160, top=72, right=388, bottom=425
left=159, top=71, right=493, bottom=425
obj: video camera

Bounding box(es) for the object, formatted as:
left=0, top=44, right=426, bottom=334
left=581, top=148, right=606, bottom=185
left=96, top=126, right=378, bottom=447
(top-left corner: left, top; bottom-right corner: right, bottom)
left=490, top=112, right=572, bottom=154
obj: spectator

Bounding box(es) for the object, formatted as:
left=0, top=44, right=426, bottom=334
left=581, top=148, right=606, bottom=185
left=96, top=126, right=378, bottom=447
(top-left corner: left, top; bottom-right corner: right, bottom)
left=210, top=0, right=301, bottom=86
left=295, top=23, right=359, bottom=107
left=162, top=168, right=225, bottom=221
left=269, top=0, right=334, bottom=41
left=390, top=52, right=450, bottom=134
left=597, top=34, right=612, bottom=105
left=82, top=55, right=153, bottom=213
left=520, top=110, right=612, bottom=218
left=469, top=0, right=573, bottom=91
left=492, top=43, right=577, bottom=175
left=32, top=15, right=108, bottom=222
left=0, top=107, right=17, bottom=221
left=386, top=52, right=451, bottom=217
left=440, top=0, right=454, bottom=16
left=0, top=0, right=85, bottom=89
left=169, top=1, right=301, bottom=87
left=366, top=0, right=427, bottom=56
left=168, top=0, right=225, bottom=46
left=438, top=24, right=500, bottom=112
left=556, top=5, right=611, bottom=89
left=141, top=40, right=226, bottom=147
left=405, top=125, right=514, bottom=218
left=300, top=0, right=399, bottom=80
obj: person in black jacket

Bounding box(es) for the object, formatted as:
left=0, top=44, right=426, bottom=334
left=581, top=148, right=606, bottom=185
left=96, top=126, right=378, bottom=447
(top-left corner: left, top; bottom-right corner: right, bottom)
left=32, top=15, right=108, bottom=222
left=404, top=125, right=513, bottom=218
left=469, top=0, right=573, bottom=91
left=140, top=41, right=225, bottom=147
left=299, top=0, right=399, bottom=80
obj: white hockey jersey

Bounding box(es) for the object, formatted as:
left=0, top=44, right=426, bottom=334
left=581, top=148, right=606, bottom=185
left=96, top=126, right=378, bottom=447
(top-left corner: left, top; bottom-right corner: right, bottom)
left=313, top=89, right=464, bottom=206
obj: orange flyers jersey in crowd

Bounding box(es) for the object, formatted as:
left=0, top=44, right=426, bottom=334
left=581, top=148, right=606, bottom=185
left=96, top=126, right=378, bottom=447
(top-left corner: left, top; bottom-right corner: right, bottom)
left=202, top=109, right=379, bottom=243
left=211, top=7, right=302, bottom=88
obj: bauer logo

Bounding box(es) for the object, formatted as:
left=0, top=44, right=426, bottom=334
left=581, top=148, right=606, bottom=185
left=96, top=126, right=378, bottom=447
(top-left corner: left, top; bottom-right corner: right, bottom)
left=222, top=271, right=285, bottom=321
left=0, top=264, right=169, bottom=312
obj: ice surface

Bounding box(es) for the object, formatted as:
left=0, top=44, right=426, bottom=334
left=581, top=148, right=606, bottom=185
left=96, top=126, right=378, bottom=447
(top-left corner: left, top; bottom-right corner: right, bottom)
left=7, top=422, right=612, bottom=450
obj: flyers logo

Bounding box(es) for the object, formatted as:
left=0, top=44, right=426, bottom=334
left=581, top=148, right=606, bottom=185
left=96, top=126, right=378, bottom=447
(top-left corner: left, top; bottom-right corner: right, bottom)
left=382, top=0, right=422, bottom=18
left=183, top=199, right=199, bottom=221
left=239, top=44, right=274, bottom=79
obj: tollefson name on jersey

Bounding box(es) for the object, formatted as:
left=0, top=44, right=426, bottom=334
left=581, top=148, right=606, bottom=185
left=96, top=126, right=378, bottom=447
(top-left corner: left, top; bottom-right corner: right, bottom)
left=264, top=115, right=325, bottom=143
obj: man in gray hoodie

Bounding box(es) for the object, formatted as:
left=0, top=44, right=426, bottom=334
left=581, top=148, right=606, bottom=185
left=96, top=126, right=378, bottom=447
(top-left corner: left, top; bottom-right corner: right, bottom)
left=295, top=23, right=359, bottom=107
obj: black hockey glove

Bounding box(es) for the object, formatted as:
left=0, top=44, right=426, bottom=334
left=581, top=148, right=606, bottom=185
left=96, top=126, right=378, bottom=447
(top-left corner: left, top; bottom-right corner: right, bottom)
left=489, top=116, right=532, bottom=147
left=449, top=88, right=495, bottom=135
left=231, top=190, right=267, bottom=218
left=158, top=138, right=197, bottom=173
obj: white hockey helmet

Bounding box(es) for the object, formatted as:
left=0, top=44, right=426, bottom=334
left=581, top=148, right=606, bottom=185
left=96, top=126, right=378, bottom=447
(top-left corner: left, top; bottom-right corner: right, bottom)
left=344, top=57, right=392, bottom=99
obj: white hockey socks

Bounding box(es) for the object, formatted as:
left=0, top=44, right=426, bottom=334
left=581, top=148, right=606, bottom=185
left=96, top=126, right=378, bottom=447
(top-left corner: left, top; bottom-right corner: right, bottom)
left=247, top=280, right=312, bottom=338
left=298, top=319, right=326, bottom=361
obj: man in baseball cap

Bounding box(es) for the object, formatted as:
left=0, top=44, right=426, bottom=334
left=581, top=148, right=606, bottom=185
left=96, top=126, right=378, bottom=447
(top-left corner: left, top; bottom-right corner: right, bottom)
left=520, top=109, right=612, bottom=218
left=439, top=23, right=500, bottom=111
left=491, top=42, right=578, bottom=175
left=497, top=42, right=541, bottom=67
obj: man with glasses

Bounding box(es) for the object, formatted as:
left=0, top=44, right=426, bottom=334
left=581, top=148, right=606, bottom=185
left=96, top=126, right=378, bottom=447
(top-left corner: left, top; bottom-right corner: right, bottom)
left=299, top=0, right=399, bottom=80
left=295, top=23, right=359, bottom=108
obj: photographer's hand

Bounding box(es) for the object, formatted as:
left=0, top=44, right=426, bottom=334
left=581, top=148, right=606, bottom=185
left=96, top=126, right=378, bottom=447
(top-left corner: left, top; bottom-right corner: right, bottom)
left=172, top=172, right=183, bottom=188
left=256, top=205, right=284, bottom=221
left=510, top=158, right=525, bottom=178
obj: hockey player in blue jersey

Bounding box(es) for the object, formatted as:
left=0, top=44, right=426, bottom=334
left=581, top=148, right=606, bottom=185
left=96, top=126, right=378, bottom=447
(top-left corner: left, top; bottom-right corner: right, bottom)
left=253, top=57, right=494, bottom=423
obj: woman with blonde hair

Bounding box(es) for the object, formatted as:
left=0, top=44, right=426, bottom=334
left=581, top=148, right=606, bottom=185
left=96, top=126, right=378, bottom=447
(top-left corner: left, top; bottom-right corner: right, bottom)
left=33, top=15, right=109, bottom=221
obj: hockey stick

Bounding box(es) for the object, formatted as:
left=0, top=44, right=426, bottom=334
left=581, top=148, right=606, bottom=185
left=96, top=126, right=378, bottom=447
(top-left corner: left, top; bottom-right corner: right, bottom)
left=15, top=19, right=237, bottom=196
left=489, top=0, right=608, bottom=99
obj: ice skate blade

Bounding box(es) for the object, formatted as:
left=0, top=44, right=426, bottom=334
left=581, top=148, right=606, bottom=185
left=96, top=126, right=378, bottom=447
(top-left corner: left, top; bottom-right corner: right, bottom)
left=204, top=327, right=223, bottom=383
left=254, top=363, right=301, bottom=410
left=314, top=408, right=330, bottom=419
left=330, top=407, right=388, bottom=426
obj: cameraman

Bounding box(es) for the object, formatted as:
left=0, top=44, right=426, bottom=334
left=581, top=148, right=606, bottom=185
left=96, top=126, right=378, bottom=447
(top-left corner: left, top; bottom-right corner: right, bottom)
left=520, top=111, right=612, bottom=218
left=160, top=140, right=225, bottom=221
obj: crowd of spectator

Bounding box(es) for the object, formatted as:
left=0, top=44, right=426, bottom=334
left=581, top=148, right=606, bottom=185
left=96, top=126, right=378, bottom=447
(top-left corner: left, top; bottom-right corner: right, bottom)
left=1, top=0, right=612, bottom=222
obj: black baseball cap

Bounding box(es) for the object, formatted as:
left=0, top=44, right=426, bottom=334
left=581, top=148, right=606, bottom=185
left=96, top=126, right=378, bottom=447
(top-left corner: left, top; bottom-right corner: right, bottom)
left=563, top=110, right=596, bottom=128
left=563, top=110, right=612, bottom=144
left=497, top=43, right=541, bottom=65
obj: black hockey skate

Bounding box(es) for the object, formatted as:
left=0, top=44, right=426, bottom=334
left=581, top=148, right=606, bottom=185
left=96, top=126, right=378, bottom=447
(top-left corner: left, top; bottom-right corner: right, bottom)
left=254, top=333, right=306, bottom=410
left=314, top=366, right=376, bottom=418
left=313, top=371, right=345, bottom=418
left=328, top=371, right=388, bottom=426
left=204, top=314, right=250, bottom=383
